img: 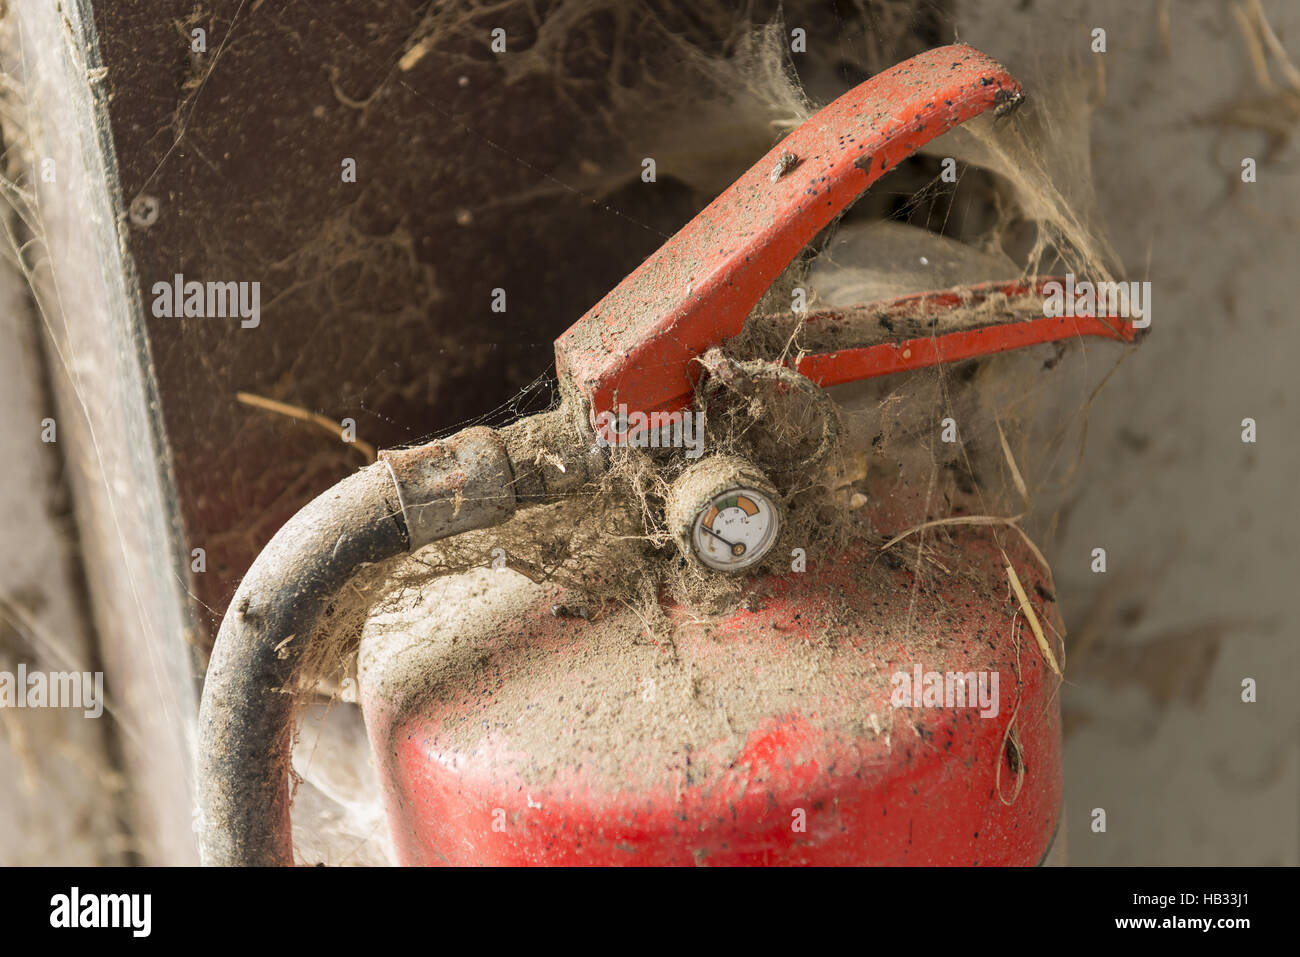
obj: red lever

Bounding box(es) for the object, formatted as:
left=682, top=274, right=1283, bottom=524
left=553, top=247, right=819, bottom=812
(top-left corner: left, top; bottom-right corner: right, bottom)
left=556, top=45, right=1129, bottom=430
left=789, top=278, right=1137, bottom=388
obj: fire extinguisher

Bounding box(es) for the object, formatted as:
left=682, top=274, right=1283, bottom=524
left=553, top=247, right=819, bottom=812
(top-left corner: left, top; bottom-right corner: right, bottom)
left=197, top=45, right=1136, bottom=866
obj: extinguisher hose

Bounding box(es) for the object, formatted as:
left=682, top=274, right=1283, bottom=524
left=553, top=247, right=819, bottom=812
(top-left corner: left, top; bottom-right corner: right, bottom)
left=197, top=415, right=598, bottom=865
left=197, top=463, right=409, bottom=866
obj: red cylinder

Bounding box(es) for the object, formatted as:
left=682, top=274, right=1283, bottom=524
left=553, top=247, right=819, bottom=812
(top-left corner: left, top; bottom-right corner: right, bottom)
left=359, top=529, right=1063, bottom=866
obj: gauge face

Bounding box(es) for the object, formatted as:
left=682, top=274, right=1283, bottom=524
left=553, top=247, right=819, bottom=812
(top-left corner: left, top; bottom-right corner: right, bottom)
left=690, top=488, right=781, bottom=572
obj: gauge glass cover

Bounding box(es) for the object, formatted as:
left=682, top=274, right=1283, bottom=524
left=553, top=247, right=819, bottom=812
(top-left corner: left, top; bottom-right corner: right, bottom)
left=689, top=487, right=780, bottom=571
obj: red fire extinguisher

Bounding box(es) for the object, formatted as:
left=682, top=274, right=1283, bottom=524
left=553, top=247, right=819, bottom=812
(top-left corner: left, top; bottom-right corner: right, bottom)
left=197, top=44, right=1135, bottom=866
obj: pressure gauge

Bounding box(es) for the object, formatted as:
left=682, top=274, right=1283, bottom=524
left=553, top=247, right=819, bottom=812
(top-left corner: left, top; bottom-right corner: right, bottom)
left=667, top=456, right=782, bottom=572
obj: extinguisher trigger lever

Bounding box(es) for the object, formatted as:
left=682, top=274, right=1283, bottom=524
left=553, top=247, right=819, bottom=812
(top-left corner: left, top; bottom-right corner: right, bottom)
left=553, top=45, right=1137, bottom=440
left=555, top=44, right=1032, bottom=433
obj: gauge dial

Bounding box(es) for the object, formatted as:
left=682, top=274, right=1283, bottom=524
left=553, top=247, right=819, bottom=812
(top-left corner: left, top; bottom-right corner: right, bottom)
left=666, top=456, right=783, bottom=573
left=690, top=488, right=780, bottom=571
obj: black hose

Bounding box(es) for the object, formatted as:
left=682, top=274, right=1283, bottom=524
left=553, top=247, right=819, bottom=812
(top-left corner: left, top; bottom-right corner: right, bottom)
left=197, top=417, right=595, bottom=865
left=196, top=463, right=408, bottom=866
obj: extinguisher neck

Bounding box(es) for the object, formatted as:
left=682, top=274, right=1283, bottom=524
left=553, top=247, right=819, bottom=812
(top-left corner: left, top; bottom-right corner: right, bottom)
left=499, top=408, right=606, bottom=504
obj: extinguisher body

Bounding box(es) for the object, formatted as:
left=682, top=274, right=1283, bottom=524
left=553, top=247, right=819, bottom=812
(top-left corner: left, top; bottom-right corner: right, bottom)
left=195, top=44, right=1114, bottom=868
left=358, top=526, right=1063, bottom=866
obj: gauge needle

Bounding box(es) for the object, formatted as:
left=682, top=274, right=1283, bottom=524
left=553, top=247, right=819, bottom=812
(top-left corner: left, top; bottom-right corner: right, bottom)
left=701, top=524, right=735, bottom=548
left=702, top=524, right=746, bottom=556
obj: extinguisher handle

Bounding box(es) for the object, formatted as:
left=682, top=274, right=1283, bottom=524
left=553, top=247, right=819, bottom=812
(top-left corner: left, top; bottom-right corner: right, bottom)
left=784, top=277, right=1138, bottom=389
left=555, top=44, right=1025, bottom=430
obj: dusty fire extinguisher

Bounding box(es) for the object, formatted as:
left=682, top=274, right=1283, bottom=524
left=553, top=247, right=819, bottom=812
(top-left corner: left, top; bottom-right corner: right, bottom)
left=197, top=45, right=1136, bottom=866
